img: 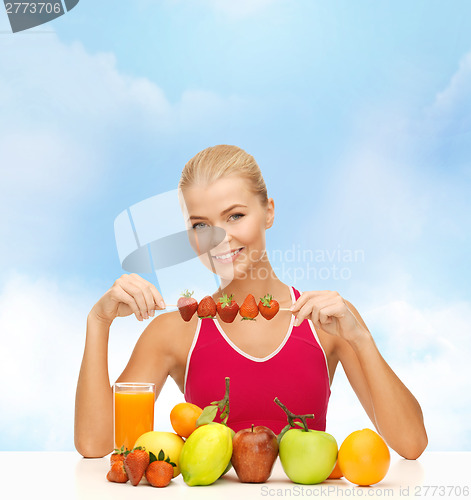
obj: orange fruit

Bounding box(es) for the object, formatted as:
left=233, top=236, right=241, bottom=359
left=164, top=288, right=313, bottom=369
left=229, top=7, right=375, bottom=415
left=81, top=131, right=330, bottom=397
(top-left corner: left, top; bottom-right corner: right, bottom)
left=170, top=402, right=203, bottom=438
left=338, top=428, right=390, bottom=486
left=326, top=460, right=343, bottom=479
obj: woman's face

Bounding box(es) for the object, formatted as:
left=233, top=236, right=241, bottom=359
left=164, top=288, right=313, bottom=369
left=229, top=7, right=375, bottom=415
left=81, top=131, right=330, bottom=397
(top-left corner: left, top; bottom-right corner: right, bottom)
left=181, top=175, right=274, bottom=282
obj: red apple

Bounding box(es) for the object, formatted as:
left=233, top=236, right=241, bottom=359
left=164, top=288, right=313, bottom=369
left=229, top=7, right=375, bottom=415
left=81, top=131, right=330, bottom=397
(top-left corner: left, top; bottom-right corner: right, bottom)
left=231, top=425, right=279, bottom=483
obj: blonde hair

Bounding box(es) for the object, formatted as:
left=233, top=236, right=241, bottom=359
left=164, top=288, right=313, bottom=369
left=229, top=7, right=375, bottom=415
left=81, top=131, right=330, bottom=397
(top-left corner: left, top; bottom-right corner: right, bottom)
left=179, top=145, right=268, bottom=206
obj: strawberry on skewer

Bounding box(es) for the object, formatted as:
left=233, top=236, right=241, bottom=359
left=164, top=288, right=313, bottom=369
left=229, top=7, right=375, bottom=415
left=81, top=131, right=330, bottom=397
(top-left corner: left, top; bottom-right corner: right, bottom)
left=177, top=290, right=198, bottom=322
left=197, top=295, right=217, bottom=319
left=258, top=294, right=280, bottom=320
left=239, top=294, right=259, bottom=321
left=168, top=292, right=292, bottom=320
left=216, top=293, right=239, bottom=323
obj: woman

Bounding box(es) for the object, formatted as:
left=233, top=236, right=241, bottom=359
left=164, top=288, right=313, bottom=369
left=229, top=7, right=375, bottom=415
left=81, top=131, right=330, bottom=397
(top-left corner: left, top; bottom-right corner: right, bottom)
left=74, top=145, right=428, bottom=459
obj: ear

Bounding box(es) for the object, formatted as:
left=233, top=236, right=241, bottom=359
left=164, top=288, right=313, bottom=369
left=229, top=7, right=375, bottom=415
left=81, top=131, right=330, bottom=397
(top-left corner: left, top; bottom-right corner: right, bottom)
left=265, top=198, right=275, bottom=229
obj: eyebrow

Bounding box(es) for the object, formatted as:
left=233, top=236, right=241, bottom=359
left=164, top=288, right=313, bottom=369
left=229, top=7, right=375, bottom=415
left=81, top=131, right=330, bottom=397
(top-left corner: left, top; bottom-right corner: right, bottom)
left=188, top=204, right=248, bottom=221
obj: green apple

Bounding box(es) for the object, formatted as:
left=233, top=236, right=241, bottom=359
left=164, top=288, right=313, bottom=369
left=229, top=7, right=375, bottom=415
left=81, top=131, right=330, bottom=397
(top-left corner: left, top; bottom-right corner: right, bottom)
left=279, top=428, right=338, bottom=484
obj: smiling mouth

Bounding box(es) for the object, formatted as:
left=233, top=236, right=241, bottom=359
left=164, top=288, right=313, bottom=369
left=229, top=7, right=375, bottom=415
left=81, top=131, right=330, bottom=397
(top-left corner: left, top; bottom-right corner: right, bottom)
left=212, top=247, right=244, bottom=262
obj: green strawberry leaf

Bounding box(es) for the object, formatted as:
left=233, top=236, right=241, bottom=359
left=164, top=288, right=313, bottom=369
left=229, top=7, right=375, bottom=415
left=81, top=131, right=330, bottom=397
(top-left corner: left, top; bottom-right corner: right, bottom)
left=149, top=451, right=157, bottom=463
left=158, top=449, right=165, bottom=461
left=196, top=404, right=218, bottom=426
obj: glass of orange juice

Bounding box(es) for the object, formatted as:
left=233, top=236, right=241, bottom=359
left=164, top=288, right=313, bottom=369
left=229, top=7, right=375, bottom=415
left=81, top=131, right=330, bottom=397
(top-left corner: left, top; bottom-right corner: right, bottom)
left=113, top=382, right=155, bottom=451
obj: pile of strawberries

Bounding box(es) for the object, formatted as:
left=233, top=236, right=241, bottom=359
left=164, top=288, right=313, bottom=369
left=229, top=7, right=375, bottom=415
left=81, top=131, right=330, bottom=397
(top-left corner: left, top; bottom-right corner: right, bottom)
left=107, top=446, right=176, bottom=488
left=177, top=291, right=280, bottom=323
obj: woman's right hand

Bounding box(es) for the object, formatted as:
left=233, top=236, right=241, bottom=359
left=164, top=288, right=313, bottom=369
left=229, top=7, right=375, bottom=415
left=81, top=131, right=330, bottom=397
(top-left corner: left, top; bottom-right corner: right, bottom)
left=89, top=273, right=166, bottom=325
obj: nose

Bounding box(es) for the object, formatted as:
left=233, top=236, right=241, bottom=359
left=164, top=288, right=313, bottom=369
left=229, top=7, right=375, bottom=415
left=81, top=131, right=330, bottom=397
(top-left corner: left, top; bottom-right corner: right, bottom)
left=220, top=228, right=232, bottom=245
left=189, top=225, right=226, bottom=255
left=211, top=223, right=235, bottom=255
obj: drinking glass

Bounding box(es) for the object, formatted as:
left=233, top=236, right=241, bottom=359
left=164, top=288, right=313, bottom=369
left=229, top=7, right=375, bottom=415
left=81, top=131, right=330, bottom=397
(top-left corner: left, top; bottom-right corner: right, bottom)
left=113, top=382, right=155, bottom=450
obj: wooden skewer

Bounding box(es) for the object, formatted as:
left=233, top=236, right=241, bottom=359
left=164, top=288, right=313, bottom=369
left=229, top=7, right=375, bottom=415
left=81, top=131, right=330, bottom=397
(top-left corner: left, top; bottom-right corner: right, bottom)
left=161, top=304, right=293, bottom=311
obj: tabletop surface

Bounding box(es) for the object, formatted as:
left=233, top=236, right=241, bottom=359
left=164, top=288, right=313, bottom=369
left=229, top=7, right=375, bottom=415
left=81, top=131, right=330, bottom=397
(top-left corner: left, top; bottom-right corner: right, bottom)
left=1, top=451, right=470, bottom=498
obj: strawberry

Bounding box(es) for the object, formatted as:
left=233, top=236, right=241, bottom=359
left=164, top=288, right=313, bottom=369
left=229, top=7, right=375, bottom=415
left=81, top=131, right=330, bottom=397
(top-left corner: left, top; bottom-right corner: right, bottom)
left=258, top=294, right=280, bottom=320
left=110, top=445, right=126, bottom=466
left=177, top=290, right=198, bottom=321
left=106, top=460, right=128, bottom=483
left=239, top=294, right=259, bottom=320
left=123, top=446, right=150, bottom=486
left=216, top=293, right=239, bottom=323
left=145, top=449, right=176, bottom=488
left=197, top=295, right=217, bottom=319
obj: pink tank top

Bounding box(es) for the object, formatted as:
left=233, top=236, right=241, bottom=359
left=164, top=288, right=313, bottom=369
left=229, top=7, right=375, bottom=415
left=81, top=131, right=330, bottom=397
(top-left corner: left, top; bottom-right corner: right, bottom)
left=184, top=286, right=331, bottom=434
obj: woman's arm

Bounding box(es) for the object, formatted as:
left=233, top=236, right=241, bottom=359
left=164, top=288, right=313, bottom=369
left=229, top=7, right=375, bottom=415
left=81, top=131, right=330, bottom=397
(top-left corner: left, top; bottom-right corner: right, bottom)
left=74, top=273, right=169, bottom=458
left=291, top=291, right=428, bottom=459
left=74, top=312, right=175, bottom=458
left=74, top=313, right=114, bottom=457
left=336, top=301, right=428, bottom=459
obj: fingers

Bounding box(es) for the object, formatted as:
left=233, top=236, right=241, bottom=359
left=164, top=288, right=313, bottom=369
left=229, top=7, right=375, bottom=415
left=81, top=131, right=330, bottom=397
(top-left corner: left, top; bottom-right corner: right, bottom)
left=294, top=296, right=335, bottom=327
left=131, top=274, right=166, bottom=315
left=290, top=290, right=334, bottom=313
left=122, top=281, right=150, bottom=319
left=318, top=303, right=345, bottom=325
left=115, top=274, right=165, bottom=321
left=111, top=286, right=144, bottom=321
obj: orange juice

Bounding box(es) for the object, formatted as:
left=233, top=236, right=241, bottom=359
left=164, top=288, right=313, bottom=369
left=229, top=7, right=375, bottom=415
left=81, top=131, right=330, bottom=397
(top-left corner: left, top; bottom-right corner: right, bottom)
left=114, top=388, right=155, bottom=450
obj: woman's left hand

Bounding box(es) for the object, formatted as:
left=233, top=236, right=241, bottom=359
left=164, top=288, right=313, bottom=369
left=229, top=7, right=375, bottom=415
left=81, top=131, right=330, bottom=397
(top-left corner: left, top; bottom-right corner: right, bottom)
left=290, top=290, right=366, bottom=341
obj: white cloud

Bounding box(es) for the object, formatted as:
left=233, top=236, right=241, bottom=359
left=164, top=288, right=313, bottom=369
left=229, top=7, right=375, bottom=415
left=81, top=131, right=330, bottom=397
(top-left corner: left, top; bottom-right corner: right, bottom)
left=0, top=271, right=183, bottom=450
left=327, top=298, right=471, bottom=452
left=295, top=48, right=470, bottom=306
left=427, top=51, right=471, bottom=132
left=313, top=57, right=471, bottom=451
left=0, top=30, right=246, bottom=272
left=0, top=23, right=248, bottom=451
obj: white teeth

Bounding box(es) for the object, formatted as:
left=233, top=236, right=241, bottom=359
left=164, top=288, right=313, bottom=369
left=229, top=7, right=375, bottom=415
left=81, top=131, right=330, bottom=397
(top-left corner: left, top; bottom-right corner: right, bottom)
left=215, top=248, right=241, bottom=260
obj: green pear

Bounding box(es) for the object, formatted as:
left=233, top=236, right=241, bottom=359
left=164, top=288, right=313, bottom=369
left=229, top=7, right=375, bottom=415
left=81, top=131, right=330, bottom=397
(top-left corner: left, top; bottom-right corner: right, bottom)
left=179, top=422, right=233, bottom=486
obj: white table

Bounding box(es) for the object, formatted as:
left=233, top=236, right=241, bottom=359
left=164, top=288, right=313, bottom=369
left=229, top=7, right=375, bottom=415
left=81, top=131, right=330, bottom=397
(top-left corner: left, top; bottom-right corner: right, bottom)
left=0, top=451, right=470, bottom=498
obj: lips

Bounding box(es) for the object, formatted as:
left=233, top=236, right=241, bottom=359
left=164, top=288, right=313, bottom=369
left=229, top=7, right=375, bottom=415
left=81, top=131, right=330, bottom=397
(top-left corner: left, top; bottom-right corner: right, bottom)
left=212, top=247, right=244, bottom=263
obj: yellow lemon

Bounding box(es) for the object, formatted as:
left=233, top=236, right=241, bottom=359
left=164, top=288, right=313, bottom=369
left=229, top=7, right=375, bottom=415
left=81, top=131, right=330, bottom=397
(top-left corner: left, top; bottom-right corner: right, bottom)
left=134, top=431, right=185, bottom=477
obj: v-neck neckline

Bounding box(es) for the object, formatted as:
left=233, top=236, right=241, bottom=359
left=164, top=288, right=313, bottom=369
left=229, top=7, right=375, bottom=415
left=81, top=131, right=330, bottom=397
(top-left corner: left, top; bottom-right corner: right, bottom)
left=212, top=285, right=296, bottom=362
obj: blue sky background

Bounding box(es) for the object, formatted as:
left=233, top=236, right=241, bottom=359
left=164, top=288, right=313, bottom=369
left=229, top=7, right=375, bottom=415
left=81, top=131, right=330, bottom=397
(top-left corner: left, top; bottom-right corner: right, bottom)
left=0, top=0, right=470, bottom=452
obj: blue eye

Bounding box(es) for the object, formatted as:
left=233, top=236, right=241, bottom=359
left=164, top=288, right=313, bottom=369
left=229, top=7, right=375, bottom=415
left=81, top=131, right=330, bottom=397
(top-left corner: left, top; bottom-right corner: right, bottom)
left=192, top=213, right=244, bottom=230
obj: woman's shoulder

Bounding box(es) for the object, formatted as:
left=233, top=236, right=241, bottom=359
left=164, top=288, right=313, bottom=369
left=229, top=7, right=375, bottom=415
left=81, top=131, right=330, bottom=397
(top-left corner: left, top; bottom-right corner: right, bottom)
left=148, top=308, right=198, bottom=333
left=144, top=309, right=199, bottom=354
